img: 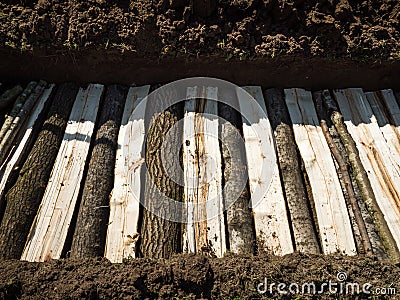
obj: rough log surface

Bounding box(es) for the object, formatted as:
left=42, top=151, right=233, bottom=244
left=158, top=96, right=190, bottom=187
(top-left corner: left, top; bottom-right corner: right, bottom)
left=0, top=83, right=78, bottom=259
left=218, top=89, right=255, bottom=255
left=264, top=88, right=320, bottom=254
left=71, top=85, right=127, bottom=258
left=140, top=86, right=184, bottom=259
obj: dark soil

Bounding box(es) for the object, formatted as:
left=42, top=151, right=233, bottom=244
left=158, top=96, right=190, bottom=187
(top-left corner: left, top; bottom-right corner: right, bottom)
left=0, top=253, right=399, bottom=299
left=0, top=0, right=400, bottom=61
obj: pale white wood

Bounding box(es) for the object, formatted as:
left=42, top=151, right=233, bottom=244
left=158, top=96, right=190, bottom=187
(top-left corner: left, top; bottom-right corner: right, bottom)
left=105, top=85, right=150, bottom=262
left=334, top=89, right=400, bottom=249
left=201, top=87, right=225, bottom=257
left=365, top=92, right=400, bottom=168
left=182, top=86, right=226, bottom=257
left=285, top=88, right=356, bottom=255
left=0, top=85, right=54, bottom=200
left=21, top=84, right=103, bottom=262
left=183, top=87, right=197, bottom=254
left=238, top=86, right=294, bottom=255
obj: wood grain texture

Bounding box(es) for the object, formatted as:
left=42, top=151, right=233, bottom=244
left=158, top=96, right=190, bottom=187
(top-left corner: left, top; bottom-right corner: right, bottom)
left=105, top=85, right=150, bottom=262
left=182, top=86, right=226, bottom=257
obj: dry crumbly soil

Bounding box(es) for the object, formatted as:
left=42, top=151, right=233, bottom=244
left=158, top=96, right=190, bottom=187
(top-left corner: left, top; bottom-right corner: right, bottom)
left=0, top=253, right=399, bottom=299
left=0, top=0, right=399, bottom=61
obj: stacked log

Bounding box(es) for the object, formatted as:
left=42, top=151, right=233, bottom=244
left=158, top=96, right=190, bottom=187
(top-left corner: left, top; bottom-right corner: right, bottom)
left=0, top=82, right=37, bottom=144
left=264, top=88, right=320, bottom=254
left=0, top=81, right=47, bottom=166
left=218, top=95, right=256, bottom=254
left=314, top=91, right=373, bottom=255
left=0, top=83, right=79, bottom=259
left=71, top=85, right=127, bottom=258
left=324, top=91, right=400, bottom=262
left=140, top=86, right=184, bottom=259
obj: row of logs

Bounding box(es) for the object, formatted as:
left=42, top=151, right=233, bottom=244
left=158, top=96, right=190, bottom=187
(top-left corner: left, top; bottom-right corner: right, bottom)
left=0, top=84, right=398, bottom=263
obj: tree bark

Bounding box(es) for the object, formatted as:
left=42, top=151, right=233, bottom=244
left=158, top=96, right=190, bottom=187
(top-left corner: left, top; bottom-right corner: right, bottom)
left=325, top=94, right=400, bottom=263
left=218, top=98, right=255, bottom=254
left=0, top=85, right=23, bottom=110
left=139, top=87, right=184, bottom=259
left=264, top=88, right=320, bottom=254
left=71, top=85, right=127, bottom=258
left=0, top=83, right=79, bottom=259
left=0, top=81, right=37, bottom=143
left=0, top=81, right=47, bottom=166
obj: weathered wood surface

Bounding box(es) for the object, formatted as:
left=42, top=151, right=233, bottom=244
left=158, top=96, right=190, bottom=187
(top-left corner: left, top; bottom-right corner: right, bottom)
left=0, top=85, right=23, bottom=110
left=238, top=86, right=293, bottom=255
left=0, top=83, right=79, bottom=259
left=264, top=88, right=320, bottom=254
left=0, top=81, right=47, bottom=166
left=285, top=88, right=356, bottom=255
left=218, top=89, right=255, bottom=254
left=182, top=86, right=198, bottom=254
left=182, top=86, right=226, bottom=257
left=21, top=84, right=103, bottom=262
left=333, top=89, right=400, bottom=261
left=71, top=85, right=127, bottom=259
left=0, top=85, right=55, bottom=212
left=105, top=85, right=150, bottom=263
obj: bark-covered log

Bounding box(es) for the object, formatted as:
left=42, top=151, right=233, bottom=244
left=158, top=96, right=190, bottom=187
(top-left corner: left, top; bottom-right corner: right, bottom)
left=325, top=94, right=400, bottom=262
left=0, top=81, right=37, bottom=143
left=0, top=83, right=79, bottom=259
left=314, top=91, right=373, bottom=255
left=218, top=97, right=255, bottom=254
left=264, top=88, right=320, bottom=254
left=0, top=85, right=23, bottom=110
left=139, top=87, right=184, bottom=259
left=0, top=81, right=47, bottom=166
left=71, top=85, right=127, bottom=258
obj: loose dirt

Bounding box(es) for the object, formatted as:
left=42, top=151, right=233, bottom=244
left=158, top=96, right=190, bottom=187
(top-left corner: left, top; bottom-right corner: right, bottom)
left=0, top=0, right=399, bottom=60
left=0, top=253, right=399, bottom=299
